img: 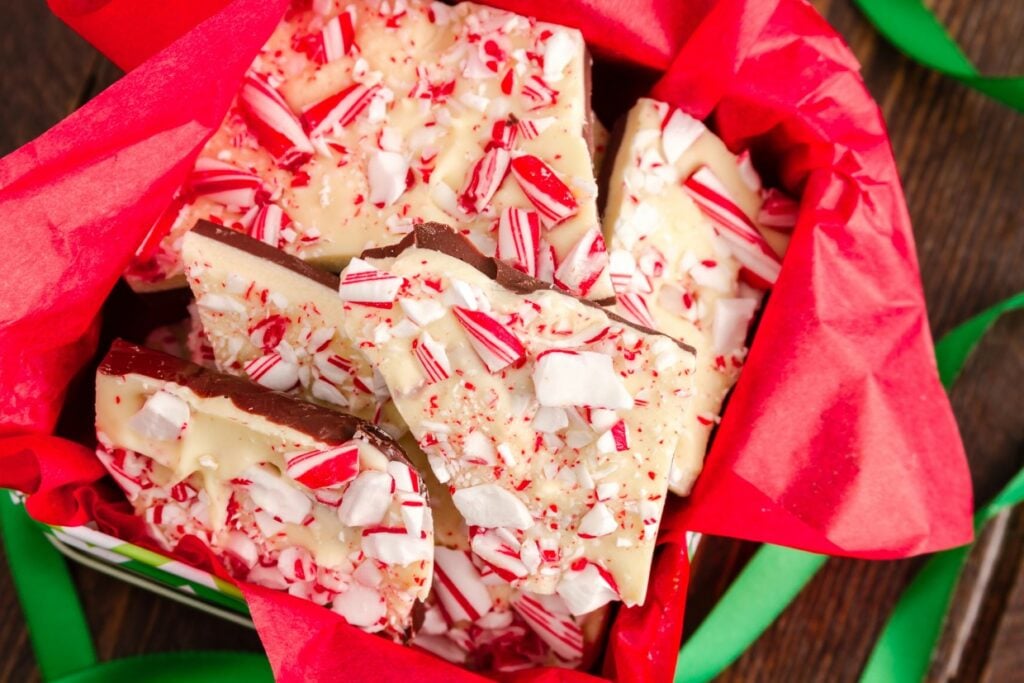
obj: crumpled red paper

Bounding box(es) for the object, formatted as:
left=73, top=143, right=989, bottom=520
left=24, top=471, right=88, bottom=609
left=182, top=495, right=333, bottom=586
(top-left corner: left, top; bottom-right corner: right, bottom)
left=0, top=0, right=973, bottom=681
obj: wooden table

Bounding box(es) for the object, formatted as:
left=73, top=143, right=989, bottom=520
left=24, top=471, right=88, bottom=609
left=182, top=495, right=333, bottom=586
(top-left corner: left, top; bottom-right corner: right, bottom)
left=1, top=1, right=1021, bottom=681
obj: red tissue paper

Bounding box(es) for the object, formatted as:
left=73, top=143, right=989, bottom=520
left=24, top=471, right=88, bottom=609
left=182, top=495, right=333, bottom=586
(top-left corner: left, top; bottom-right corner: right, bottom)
left=0, top=1, right=972, bottom=681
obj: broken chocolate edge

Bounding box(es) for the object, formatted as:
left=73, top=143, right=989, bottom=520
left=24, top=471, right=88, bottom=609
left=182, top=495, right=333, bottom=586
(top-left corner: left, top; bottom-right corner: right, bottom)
left=191, top=221, right=341, bottom=291
left=362, top=223, right=697, bottom=355
left=99, top=340, right=415, bottom=472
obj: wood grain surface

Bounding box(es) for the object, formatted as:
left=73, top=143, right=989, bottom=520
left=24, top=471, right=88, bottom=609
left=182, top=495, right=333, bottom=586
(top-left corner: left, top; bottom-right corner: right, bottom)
left=1, top=1, right=1021, bottom=681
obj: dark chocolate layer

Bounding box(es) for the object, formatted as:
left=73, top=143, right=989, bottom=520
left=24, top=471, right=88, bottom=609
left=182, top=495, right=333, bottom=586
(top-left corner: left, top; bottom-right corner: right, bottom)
left=191, top=221, right=341, bottom=291
left=362, top=223, right=696, bottom=355
left=100, top=340, right=410, bottom=465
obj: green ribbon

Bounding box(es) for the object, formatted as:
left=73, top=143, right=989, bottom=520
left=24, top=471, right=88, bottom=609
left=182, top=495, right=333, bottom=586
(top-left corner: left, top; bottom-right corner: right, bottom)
left=675, top=291, right=1024, bottom=683
left=853, top=0, right=1024, bottom=111
left=0, top=495, right=272, bottom=682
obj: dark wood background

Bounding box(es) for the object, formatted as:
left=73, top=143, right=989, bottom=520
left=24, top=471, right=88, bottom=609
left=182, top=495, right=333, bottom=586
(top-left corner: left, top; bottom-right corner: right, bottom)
left=1, top=1, right=1021, bottom=681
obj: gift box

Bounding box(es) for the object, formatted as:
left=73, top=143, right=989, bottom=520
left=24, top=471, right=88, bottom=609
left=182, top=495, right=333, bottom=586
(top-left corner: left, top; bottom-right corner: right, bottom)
left=0, top=0, right=974, bottom=681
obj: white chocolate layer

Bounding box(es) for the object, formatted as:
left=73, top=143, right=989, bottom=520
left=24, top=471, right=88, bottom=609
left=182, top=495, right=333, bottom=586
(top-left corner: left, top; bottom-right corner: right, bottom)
left=340, top=246, right=694, bottom=609
left=128, top=0, right=610, bottom=301
left=95, top=365, right=432, bottom=634
left=602, top=98, right=788, bottom=494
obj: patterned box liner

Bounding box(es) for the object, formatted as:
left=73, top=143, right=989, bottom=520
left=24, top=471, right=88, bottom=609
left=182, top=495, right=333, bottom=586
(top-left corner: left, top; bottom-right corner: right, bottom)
left=13, top=494, right=701, bottom=635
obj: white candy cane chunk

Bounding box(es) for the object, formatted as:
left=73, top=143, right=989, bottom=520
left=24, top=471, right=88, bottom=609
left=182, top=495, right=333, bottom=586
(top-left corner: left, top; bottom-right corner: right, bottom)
left=412, top=331, right=451, bottom=384
left=495, top=208, right=541, bottom=276
left=453, top=484, right=533, bottom=529
left=239, top=74, right=314, bottom=164
left=510, top=154, right=578, bottom=227
left=712, top=298, right=759, bottom=355
left=333, top=584, right=386, bottom=629
left=616, top=292, right=656, bottom=329
left=511, top=593, right=584, bottom=661
left=543, top=31, right=577, bottom=81
left=457, top=147, right=510, bottom=214
left=533, top=350, right=633, bottom=410
left=361, top=527, right=433, bottom=565
left=433, top=547, right=494, bottom=623
left=247, top=203, right=291, bottom=248
left=387, top=461, right=420, bottom=493
left=302, top=83, right=379, bottom=138
left=758, top=188, right=799, bottom=231
left=244, top=352, right=299, bottom=391
left=242, top=466, right=312, bottom=524
left=285, top=442, right=360, bottom=489
left=339, top=258, right=404, bottom=306
left=554, top=226, right=608, bottom=297
left=577, top=502, right=618, bottom=538
left=452, top=307, right=526, bottom=373
left=556, top=561, right=620, bottom=615
left=367, top=150, right=409, bottom=207
left=400, top=494, right=428, bottom=537
left=127, top=390, right=189, bottom=441
left=187, top=158, right=262, bottom=208
left=683, top=167, right=782, bottom=286
left=315, top=10, right=356, bottom=64
left=660, top=107, right=706, bottom=165
left=338, top=470, right=394, bottom=527
left=532, top=406, right=568, bottom=433
left=398, top=297, right=445, bottom=326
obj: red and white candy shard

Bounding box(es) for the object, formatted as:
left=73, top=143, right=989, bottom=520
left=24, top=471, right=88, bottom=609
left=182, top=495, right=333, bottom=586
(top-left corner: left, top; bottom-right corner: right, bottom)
left=302, top=82, right=379, bottom=138
left=339, top=258, right=404, bottom=307
left=601, top=97, right=785, bottom=495
left=315, top=10, right=356, bottom=64
left=247, top=203, right=291, bottom=248
left=186, top=158, right=263, bottom=208
left=94, top=349, right=433, bottom=635
left=285, top=442, right=360, bottom=489
left=412, top=331, right=451, bottom=384
left=496, top=208, right=541, bottom=276
left=683, top=166, right=782, bottom=286
left=181, top=225, right=401, bottom=432
left=244, top=351, right=300, bottom=391
left=553, top=226, right=608, bottom=298
left=339, top=244, right=694, bottom=609
left=239, top=73, right=314, bottom=164
left=452, top=306, right=526, bottom=373
left=458, top=148, right=511, bottom=214
left=510, top=592, right=585, bottom=661
left=510, top=154, right=579, bottom=228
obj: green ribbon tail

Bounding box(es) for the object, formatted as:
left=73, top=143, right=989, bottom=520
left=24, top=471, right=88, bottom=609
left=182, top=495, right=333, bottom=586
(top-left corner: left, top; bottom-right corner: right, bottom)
left=0, top=494, right=98, bottom=680
left=853, top=0, right=1024, bottom=111
left=55, top=652, right=273, bottom=683
left=675, top=290, right=1024, bottom=682
left=675, top=547, right=827, bottom=682
left=861, top=468, right=1024, bottom=683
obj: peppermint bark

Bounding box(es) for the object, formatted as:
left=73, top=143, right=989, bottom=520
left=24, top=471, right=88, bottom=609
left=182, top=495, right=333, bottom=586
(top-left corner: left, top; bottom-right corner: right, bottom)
left=95, top=341, right=432, bottom=634
left=341, top=226, right=695, bottom=612
left=182, top=221, right=403, bottom=435
left=602, top=98, right=790, bottom=494
left=129, top=0, right=609, bottom=301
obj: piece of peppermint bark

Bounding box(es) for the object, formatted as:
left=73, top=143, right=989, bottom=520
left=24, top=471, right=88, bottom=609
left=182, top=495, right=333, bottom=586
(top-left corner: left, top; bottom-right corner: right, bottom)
left=95, top=341, right=432, bottom=634
left=339, top=224, right=695, bottom=613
